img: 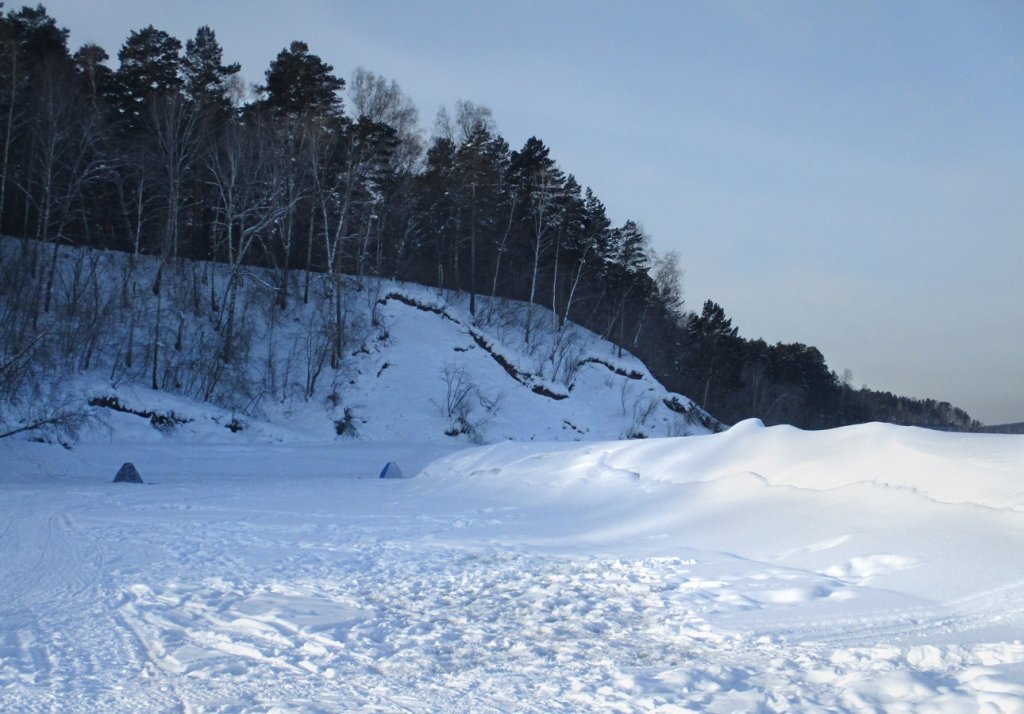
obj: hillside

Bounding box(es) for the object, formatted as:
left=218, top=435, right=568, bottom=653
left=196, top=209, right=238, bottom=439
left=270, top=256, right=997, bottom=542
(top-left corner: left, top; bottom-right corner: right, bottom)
left=0, top=238, right=717, bottom=445
left=0, top=2, right=985, bottom=434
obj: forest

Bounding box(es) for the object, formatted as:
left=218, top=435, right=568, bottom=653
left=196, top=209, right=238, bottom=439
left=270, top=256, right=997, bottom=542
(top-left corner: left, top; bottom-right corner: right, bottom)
left=0, top=4, right=980, bottom=432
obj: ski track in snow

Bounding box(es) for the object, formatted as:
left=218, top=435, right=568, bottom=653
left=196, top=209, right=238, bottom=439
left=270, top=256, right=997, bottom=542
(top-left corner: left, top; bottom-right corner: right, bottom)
left=3, top=427, right=1024, bottom=712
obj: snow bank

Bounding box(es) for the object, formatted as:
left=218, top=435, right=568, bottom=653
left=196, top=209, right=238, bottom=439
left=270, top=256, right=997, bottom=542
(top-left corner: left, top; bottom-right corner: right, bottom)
left=419, top=420, right=1024, bottom=603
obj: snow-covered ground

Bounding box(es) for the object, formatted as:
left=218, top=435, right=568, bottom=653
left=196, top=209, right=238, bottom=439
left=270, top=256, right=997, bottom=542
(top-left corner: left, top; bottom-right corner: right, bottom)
left=3, top=241, right=1022, bottom=710
left=3, top=420, right=1023, bottom=712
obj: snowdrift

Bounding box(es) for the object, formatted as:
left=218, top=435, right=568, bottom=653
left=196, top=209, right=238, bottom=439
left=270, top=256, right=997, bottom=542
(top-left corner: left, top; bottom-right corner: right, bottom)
left=420, top=419, right=1024, bottom=614
left=424, top=418, right=1024, bottom=510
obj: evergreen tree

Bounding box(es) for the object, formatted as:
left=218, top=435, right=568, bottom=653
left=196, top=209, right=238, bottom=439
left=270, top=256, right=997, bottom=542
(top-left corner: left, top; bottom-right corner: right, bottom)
left=263, top=41, right=344, bottom=118
left=686, top=300, right=744, bottom=413
left=114, top=25, right=182, bottom=127
left=182, top=26, right=239, bottom=113
left=454, top=124, right=509, bottom=314
left=180, top=26, right=239, bottom=263
left=73, top=43, right=116, bottom=105
left=508, top=136, right=563, bottom=342
left=0, top=4, right=71, bottom=232
left=610, top=220, right=649, bottom=275
left=766, top=342, right=838, bottom=427
left=553, top=175, right=586, bottom=328
left=4, top=3, right=67, bottom=64
left=412, top=135, right=458, bottom=288
left=603, top=220, right=650, bottom=351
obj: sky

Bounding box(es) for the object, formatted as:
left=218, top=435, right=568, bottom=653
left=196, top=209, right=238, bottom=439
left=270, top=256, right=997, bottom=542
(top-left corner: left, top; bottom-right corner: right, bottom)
left=39, top=0, right=1024, bottom=424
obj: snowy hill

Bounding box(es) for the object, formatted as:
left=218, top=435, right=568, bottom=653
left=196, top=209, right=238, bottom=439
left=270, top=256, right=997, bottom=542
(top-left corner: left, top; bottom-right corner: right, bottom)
left=0, top=239, right=717, bottom=446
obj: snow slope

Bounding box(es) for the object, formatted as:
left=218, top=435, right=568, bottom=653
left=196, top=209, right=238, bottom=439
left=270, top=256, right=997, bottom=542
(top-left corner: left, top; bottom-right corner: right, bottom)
left=0, top=239, right=716, bottom=445
left=3, top=421, right=1024, bottom=712
left=324, top=288, right=716, bottom=442
left=67, top=284, right=714, bottom=445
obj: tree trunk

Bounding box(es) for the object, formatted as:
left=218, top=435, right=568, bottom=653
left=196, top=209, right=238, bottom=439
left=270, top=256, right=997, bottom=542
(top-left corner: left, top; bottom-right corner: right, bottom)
left=152, top=282, right=163, bottom=390
left=525, top=245, right=540, bottom=345
left=551, top=225, right=561, bottom=331
left=488, top=195, right=516, bottom=323
left=0, top=45, right=18, bottom=230
left=303, top=204, right=315, bottom=304
left=561, top=251, right=588, bottom=330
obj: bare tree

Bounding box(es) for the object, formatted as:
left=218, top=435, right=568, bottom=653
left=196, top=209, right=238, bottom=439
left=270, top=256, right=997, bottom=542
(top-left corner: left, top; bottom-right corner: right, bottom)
left=523, top=171, right=561, bottom=344
left=308, top=122, right=348, bottom=369
left=19, top=57, right=107, bottom=326
left=486, top=189, right=517, bottom=324
left=268, top=117, right=312, bottom=310
left=145, top=93, right=201, bottom=389
left=312, top=116, right=393, bottom=368
left=206, top=112, right=289, bottom=362
left=350, top=67, right=422, bottom=172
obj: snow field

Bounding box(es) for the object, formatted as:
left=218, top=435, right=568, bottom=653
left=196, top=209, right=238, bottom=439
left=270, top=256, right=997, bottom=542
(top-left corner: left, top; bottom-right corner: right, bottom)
left=3, top=419, right=1024, bottom=712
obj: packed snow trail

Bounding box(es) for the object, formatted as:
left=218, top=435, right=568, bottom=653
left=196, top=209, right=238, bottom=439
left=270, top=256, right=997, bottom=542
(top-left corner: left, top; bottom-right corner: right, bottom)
left=3, top=421, right=1024, bottom=712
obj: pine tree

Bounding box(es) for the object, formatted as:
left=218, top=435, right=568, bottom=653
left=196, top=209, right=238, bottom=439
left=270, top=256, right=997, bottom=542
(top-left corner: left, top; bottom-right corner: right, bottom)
left=4, top=4, right=68, bottom=65
left=455, top=124, right=509, bottom=315
left=182, top=26, right=239, bottom=113
left=263, top=41, right=344, bottom=118
left=509, top=137, right=564, bottom=342
left=115, top=25, right=182, bottom=128
left=0, top=4, right=71, bottom=233
left=413, top=135, right=459, bottom=289
left=602, top=220, right=650, bottom=352
left=686, top=300, right=744, bottom=413
left=73, top=43, right=116, bottom=105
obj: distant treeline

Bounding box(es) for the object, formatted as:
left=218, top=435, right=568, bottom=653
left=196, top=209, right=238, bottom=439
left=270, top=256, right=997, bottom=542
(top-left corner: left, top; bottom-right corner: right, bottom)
left=0, top=5, right=980, bottom=431
left=976, top=423, right=1024, bottom=435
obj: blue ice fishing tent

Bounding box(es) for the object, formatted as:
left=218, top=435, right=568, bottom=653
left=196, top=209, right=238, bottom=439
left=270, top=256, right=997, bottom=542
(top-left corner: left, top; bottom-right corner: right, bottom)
left=379, top=461, right=405, bottom=479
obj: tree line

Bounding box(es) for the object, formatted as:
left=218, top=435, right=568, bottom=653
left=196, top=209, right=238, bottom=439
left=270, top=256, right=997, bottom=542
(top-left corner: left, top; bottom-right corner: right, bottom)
left=0, top=4, right=979, bottom=431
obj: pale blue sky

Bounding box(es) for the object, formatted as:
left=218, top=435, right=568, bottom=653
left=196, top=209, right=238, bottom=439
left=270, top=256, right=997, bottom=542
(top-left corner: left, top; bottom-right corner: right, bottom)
left=44, top=0, right=1024, bottom=423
